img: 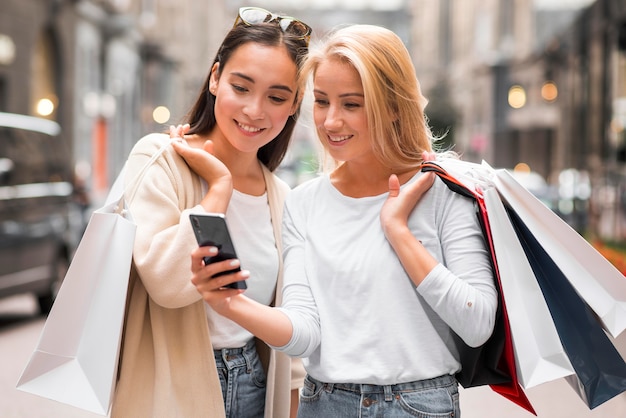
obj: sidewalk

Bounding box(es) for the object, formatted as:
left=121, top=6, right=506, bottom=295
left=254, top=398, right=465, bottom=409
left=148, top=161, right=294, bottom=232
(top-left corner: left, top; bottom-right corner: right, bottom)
left=459, top=331, right=626, bottom=417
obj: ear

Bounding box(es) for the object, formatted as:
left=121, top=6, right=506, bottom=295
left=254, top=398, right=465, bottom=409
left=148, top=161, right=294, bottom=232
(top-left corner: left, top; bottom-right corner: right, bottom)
left=208, top=62, right=220, bottom=95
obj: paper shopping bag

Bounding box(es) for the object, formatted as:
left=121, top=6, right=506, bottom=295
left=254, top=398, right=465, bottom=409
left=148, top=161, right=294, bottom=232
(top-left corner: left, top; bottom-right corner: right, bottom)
left=507, top=206, right=626, bottom=409
left=493, top=169, right=626, bottom=338
left=421, top=162, right=536, bottom=415
left=483, top=187, right=575, bottom=389
left=16, top=198, right=135, bottom=415
left=16, top=137, right=172, bottom=415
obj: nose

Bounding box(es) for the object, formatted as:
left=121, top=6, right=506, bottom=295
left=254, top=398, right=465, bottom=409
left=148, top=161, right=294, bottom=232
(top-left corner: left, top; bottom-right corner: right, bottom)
left=243, top=96, right=265, bottom=120
left=323, top=104, right=342, bottom=130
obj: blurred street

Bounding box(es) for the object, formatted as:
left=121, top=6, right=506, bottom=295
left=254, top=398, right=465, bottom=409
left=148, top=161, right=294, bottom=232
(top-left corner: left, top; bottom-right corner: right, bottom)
left=0, top=295, right=101, bottom=418
left=2, top=294, right=626, bottom=418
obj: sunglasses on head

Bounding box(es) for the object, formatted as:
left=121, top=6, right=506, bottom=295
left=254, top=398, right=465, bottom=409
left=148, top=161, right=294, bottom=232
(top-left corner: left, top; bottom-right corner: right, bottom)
left=234, top=7, right=312, bottom=45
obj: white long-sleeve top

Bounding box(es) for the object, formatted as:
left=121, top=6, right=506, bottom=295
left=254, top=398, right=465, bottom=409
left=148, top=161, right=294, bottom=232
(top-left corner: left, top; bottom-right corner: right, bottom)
left=274, top=171, right=498, bottom=385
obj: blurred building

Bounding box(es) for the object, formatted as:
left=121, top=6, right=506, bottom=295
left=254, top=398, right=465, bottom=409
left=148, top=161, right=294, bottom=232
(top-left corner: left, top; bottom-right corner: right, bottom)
left=3, top=0, right=624, bottom=239
left=411, top=0, right=626, bottom=239
left=0, top=0, right=413, bottom=199
left=0, top=0, right=227, bottom=204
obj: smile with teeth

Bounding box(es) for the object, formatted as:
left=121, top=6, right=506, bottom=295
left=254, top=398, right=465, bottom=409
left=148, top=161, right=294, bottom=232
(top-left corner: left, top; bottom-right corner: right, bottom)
left=238, top=122, right=262, bottom=133
left=329, top=134, right=351, bottom=142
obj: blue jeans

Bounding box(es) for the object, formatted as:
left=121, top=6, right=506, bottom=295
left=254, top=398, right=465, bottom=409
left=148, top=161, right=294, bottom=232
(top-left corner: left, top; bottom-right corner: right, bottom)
left=299, top=374, right=460, bottom=418
left=214, top=339, right=266, bottom=418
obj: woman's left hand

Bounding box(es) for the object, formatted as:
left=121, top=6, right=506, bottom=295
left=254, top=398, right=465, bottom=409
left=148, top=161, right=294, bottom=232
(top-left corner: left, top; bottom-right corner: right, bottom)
left=169, top=124, right=233, bottom=212
left=169, top=124, right=231, bottom=186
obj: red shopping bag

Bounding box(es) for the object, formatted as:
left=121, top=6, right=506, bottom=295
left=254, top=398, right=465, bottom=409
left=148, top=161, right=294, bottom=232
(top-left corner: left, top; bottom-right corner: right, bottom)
left=421, top=161, right=536, bottom=415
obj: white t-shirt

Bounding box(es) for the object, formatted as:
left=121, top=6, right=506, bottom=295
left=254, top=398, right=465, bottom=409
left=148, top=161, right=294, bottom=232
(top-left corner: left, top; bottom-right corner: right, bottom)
left=275, top=171, right=498, bottom=385
left=206, top=189, right=278, bottom=349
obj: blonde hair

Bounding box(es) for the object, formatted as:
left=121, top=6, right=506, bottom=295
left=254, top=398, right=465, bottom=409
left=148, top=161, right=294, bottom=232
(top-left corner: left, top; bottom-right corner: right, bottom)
left=302, top=24, right=435, bottom=171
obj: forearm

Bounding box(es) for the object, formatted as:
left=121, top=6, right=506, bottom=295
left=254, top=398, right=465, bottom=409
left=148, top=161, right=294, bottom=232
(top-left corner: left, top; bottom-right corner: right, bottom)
left=222, top=295, right=294, bottom=347
left=386, top=226, right=438, bottom=287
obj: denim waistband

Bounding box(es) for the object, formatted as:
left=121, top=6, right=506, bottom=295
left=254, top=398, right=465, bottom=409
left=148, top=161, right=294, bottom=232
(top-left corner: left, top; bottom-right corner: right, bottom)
left=213, top=339, right=257, bottom=370
left=214, top=338, right=256, bottom=357
left=307, top=373, right=456, bottom=395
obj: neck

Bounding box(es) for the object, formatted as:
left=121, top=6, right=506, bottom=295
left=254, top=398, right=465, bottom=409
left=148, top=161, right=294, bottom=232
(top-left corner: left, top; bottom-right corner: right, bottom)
left=331, top=161, right=419, bottom=198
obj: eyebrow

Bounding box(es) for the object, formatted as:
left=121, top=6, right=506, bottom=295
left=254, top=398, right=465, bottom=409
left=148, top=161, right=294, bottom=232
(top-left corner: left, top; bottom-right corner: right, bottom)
left=231, top=72, right=294, bottom=93
left=313, top=89, right=364, bottom=98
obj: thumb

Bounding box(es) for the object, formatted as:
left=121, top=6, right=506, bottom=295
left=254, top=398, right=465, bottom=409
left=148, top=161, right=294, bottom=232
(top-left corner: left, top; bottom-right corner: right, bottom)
left=388, top=174, right=401, bottom=198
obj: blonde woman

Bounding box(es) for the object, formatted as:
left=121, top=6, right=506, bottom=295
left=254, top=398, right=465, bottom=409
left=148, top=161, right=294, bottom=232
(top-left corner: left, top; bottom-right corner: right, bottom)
left=189, top=24, right=497, bottom=417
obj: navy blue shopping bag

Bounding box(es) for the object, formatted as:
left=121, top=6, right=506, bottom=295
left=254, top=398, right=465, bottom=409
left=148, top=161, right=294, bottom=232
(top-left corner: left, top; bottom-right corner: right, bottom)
left=506, top=207, right=626, bottom=409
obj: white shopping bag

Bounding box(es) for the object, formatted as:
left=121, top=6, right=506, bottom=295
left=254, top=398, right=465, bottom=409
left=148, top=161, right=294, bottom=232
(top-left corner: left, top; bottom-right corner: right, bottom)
left=16, top=138, right=173, bottom=415
left=483, top=187, right=575, bottom=389
left=15, top=196, right=135, bottom=415
left=493, top=168, right=626, bottom=338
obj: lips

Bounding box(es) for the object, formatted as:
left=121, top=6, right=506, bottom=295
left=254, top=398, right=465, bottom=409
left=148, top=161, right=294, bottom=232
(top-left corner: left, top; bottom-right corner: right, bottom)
left=328, top=134, right=351, bottom=143
left=237, top=121, right=263, bottom=133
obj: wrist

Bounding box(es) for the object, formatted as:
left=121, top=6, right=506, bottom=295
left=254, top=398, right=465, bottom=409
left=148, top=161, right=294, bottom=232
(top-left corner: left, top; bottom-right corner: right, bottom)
left=211, top=175, right=234, bottom=197
left=201, top=176, right=233, bottom=213
left=383, top=223, right=412, bottom=248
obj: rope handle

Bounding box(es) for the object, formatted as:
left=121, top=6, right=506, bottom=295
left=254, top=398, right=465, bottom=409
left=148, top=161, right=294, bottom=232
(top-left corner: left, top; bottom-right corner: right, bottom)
left=112, top=137, right=175, bottom=214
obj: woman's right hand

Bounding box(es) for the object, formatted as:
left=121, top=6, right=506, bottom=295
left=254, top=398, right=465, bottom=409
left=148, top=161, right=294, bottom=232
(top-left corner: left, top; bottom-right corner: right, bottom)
left=189, top=245, right=294, bottom=347
left=190, top=245, right=249, bottom=314
left=170, top=124, right=233, bottom=212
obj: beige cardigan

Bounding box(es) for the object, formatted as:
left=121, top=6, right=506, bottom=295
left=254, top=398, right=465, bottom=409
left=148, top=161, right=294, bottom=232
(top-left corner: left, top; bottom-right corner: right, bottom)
left=111, top=133, right=298, bottom=418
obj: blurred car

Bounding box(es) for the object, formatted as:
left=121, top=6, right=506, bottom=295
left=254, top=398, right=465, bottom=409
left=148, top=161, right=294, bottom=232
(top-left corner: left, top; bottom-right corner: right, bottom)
left=0, top=112, right=76, bottom=314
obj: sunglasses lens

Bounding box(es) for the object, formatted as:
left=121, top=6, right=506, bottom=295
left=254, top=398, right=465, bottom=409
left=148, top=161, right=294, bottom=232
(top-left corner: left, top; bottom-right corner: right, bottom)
left=236, top=7, right=310, bottom=43
left=239, top=8, right=272, bottom=25
left=279, top=19, right=310, bottom=38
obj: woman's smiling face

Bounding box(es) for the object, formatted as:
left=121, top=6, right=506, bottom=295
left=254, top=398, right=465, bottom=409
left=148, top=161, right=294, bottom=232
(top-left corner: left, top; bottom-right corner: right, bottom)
left=312, top=58, right=373, bottom=164
left=210, top=42, right=298, bottom=154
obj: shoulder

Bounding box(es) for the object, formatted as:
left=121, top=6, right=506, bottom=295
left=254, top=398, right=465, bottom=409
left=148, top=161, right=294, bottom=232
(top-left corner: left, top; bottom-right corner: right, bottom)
left=292, top=174, right=325, bottom=194
left=130, top=132, right=171, bottom=156
left=127, top=133, right=189, bottom=172
left=124, top=133, right=193, bottom=190
left=286, top=175, right=325, bottom=203
left=283, top=176, right=325, bottom=221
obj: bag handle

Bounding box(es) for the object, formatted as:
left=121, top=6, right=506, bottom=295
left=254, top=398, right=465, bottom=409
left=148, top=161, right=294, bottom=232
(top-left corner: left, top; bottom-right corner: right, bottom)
left=109, top=137, right=175, bottom=214
left=125, top=138, right=175, bottom=204
left=420, top=161, right=478, bottom=200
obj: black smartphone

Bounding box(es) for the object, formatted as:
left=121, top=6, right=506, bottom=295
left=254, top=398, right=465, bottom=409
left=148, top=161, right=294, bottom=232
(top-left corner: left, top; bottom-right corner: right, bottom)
left=189, top=213, right=247, bottom=290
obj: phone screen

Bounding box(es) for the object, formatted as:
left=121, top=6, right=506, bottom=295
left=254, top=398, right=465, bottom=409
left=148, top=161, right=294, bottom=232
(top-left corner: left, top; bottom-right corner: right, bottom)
left=189, top=213, right=247, bottom=290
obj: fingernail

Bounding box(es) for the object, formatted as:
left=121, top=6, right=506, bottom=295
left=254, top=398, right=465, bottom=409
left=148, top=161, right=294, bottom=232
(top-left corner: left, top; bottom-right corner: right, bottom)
left=229, top=259, right=240, bottom=267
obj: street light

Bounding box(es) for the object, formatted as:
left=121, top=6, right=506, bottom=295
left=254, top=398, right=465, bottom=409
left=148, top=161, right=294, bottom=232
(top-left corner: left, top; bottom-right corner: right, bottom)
left=508, top=85, right=526, bottom=109
left=541, top=81, right=558, bottom=102
left=36, top=98, right=55, bottom=116
left=0, top=34, right=16, bottom=66
left=152, top=106, right=170, bottom=124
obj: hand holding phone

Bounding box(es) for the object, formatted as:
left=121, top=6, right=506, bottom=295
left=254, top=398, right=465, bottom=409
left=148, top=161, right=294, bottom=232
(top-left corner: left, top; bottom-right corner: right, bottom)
left=190, top=213, right=247, bottom=290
